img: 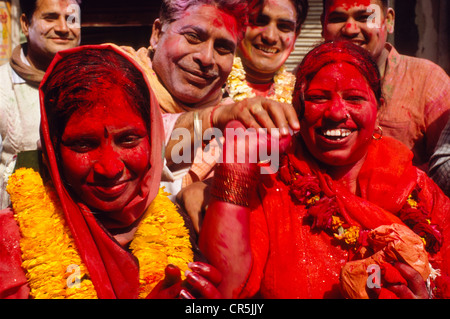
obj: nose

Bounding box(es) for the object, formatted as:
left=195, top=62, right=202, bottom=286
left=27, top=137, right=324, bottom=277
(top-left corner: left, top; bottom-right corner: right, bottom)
left=260, top=23, right=277, bottom=45
left=54, top=16, right=70, bottom=34
left=93, top=147, right=125, bottom=180
left=193, top=41, right=215, bottom=68
left=341, top=18, right=360, bottom=38
left=324, top=97, right=349, bottom=122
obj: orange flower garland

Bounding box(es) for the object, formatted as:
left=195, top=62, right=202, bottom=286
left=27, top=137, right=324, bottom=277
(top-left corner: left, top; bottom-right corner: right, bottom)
left=7, top=168, right=193, bottom=299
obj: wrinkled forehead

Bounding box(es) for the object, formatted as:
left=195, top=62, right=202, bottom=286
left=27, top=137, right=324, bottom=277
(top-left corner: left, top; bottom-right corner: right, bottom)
left=36, top=0, right=79, bottom=12
left=164, top=4, right=240, bottom=40
left=324, top=0, right=383, bottom=12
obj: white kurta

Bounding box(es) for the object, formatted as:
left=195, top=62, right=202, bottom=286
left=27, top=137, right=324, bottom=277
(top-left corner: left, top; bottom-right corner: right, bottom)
left=0, top=56, right=40, bottom=209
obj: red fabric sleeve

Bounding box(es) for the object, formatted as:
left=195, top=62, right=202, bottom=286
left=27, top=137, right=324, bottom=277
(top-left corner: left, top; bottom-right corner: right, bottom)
left=0, top=208, right=29, bottom=299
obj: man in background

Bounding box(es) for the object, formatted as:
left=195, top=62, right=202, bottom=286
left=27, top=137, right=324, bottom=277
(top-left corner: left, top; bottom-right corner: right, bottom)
left=321, top=0, right=450, bottom=171
left=0, top=0, right=81, bottom=208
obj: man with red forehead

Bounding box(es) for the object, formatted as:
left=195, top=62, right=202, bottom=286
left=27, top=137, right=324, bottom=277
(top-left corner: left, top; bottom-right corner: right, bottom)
left=124, top=0, right=300, bottom=201
left=321, top=0, right=450, bottom=172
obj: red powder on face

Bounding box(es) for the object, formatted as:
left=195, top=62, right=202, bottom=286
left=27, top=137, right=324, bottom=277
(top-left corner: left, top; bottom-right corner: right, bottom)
left=327, top=0, right=371, bottom=12
left=212, top=8, right=239, bottom=40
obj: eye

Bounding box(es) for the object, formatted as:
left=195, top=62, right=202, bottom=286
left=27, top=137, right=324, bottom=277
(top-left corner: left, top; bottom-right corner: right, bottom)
left=251, top=14, right=270, bottom=27
left=215, top=45, right=233, bottom=55
left=305, top=94, right=328, bottom=103
left=215, top=41, right=235, bottom=55
left=345, top=95, right=367, bottom=104
left=277, top=22, right=296, bottom=33
left=327, top=15, right=347, bottom=24
left=115, top=134, right=145, bottom=148
left=356, top=14, right=371, bottom=22
left=184, top=32, right=202, bottom=44
left=42, top=13, right=59, bottom=22
left=63, top=138, right=99, bottom=153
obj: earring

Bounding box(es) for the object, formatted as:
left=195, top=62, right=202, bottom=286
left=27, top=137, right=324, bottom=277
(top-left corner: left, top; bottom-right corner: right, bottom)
left=148, top=45, right=156, bottom=60
left=372, top=126, right=383, bottom=140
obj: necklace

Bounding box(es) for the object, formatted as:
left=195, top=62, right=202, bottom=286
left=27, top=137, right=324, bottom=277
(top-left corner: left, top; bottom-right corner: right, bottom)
left=7, top=168, right=193, bottom=299
left=226, top=57, right=296, bottom=104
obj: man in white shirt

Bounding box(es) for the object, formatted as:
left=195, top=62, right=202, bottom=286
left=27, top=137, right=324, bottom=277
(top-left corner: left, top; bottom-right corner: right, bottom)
left=0, top=0, right=81, bottom=208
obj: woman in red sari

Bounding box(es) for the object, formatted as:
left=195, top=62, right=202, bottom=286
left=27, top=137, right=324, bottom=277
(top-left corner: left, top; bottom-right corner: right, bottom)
left=0, top=44, right=220, bottom=299
left=199, top=41, right=450, bottom=299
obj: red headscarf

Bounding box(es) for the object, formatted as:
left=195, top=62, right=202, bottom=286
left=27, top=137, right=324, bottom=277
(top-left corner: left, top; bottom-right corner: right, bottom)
left=39, top=44, right=165, bottom=298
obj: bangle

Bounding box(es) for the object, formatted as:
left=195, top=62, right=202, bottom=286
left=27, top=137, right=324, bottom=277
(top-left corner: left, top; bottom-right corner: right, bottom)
left=210, top=163, right=259, bottom=207
left=209, top=104, right=221, bottom=129
left=193, top=111, right=203, bottom=151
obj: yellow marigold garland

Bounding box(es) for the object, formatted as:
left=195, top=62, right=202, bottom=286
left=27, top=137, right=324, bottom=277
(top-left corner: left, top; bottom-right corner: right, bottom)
left=7, top=168, right=193, bottom=299
left=226, top=57, right=296, bottom=104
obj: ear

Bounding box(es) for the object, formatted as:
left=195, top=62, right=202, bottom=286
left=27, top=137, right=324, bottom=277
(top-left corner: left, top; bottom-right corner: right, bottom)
left=385, top=8, right=395, bottom=34
left=150, top=19, right=163, bottom=49
left=376, top=97, right=386, bottom=125
left=20, top=13, right=30, bottom=38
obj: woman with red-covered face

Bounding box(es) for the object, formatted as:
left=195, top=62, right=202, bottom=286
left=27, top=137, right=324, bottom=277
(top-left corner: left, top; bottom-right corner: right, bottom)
left=199, top=41, right=450, bottom=299
left=0, top=45, right=221, bottom=299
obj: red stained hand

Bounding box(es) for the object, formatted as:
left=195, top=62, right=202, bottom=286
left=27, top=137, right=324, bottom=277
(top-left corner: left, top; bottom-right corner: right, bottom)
left=147, top=262, right=223, bottom=299
left=212, top=97, right=300, bottom=137
left=180, top=262, right=223, bottom=299
left=146, top=264, right=183, bottom=299
left=376, top=262, right=429, bottom=299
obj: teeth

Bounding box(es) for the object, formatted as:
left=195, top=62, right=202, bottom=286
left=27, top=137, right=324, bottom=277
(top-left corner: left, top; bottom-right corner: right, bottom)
left=322, top=129, right=352, bottom=138
left=256, top=45, right=277, bottom=54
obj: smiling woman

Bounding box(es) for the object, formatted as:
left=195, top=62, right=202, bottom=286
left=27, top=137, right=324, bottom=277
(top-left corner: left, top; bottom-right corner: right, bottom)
left=0, top=44, right=222, bottom=299
left=199, top=41, right=450, bottom=299
left=43, top=48, right=152, bottom=220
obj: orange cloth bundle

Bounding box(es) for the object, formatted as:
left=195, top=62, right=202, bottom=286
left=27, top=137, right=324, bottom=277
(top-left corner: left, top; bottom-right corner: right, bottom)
left=340, top=223, right=430, bottom=299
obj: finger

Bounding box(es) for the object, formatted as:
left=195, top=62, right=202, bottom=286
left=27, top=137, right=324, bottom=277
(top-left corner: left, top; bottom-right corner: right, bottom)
left=185, top=270, right=222, bottom=299
left=281, top=102, right=301, bottom=131
left=264, top=100, right=300, bottom=135
left=247, top=100, right=276, bottom=131
left=188, top=262, right=223, bottom=286
left=162, top=264, right=182, bottom=288
left=146, top=264, right=182, bottom=299
left=225, top=102, right=263, bottom=131
left=385, top=284, right=416, bottom=299
left=391, top=262, right=429, bottom=299
left=146, top=281, right=182, bottom=299
left=380, top=262, right=407, bottom=285
left=179, top=289, right=195, bottom=299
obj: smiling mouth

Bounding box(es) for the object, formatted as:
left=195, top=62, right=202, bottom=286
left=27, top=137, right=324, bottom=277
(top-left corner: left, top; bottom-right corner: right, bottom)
left=318, top=128, right=354, bottom=141
left=350, top=40, right=366, bottom=47
left=181, top=67, right=217, bottom=85
left=90, top=182, right=128, bottom=199
left=51, top=37, right=73, bottom=42
left=254, top=44, right=279, bottom=54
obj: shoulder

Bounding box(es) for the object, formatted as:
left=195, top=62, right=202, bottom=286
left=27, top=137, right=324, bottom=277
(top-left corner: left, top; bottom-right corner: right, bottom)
left=0, top=63, right=13, bottom=87
left=392, top=50, right=448, bottom=80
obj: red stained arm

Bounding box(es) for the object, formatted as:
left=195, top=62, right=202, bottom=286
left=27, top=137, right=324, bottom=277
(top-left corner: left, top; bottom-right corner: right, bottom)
left=199, top=198, right=253, bottom=298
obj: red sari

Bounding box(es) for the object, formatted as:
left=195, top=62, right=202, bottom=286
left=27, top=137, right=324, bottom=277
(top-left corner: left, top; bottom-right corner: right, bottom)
left=240, top=136, right=450, bottom=298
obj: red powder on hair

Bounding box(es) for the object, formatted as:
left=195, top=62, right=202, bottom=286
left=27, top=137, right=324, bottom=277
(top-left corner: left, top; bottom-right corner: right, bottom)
left=327, top=0, right=371, bottom=11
